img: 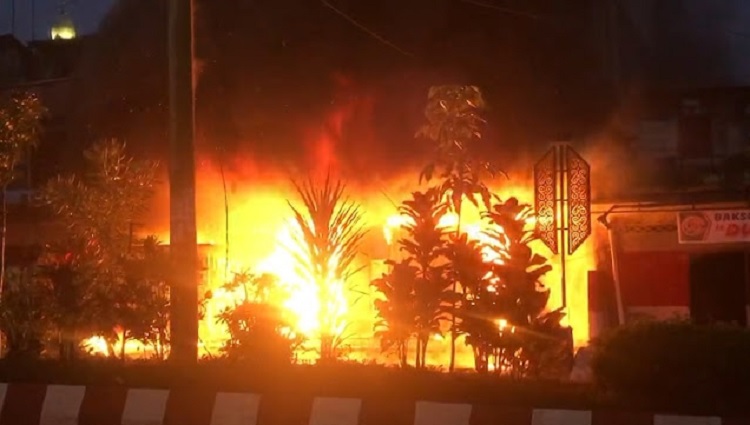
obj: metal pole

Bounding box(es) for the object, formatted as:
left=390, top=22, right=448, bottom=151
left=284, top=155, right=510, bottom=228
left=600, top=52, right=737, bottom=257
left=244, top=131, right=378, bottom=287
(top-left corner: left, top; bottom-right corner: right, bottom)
left=556, top=144, right=568, bottom=309
left=11, top=0, right=16, bottom=35
left=607, top=226, right=626, bottom=325
left=31, top=0, right=35, bottom=40
left=168, top=0, right=198, bottom=364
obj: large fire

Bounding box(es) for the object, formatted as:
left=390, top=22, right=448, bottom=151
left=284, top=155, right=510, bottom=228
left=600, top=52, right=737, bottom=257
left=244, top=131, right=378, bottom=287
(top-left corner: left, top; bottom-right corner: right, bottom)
left=83, top=171, right=595, bottom=368
left=81, top=80, right=594, bottom=364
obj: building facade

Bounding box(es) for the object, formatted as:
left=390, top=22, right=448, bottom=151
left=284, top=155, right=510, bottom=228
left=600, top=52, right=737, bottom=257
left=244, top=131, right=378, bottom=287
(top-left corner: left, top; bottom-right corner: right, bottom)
left=588, top=85, right=750, bottom=338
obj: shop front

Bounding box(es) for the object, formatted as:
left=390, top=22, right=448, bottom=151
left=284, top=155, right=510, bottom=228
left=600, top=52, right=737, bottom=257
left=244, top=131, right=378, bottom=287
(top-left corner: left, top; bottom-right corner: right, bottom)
left=595, top=203, right=750, bottom=332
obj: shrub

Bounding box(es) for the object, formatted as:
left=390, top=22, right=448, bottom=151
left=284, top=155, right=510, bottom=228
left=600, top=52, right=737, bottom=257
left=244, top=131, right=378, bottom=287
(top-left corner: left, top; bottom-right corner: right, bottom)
left=591, top=320, right=750, bottom=414
left=214, top=272, right=303, bottom=364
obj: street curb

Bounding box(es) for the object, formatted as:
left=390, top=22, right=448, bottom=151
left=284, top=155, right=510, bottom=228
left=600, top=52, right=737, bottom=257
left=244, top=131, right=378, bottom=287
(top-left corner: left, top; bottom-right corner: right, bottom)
left=0, top=382, right=745, bottom=424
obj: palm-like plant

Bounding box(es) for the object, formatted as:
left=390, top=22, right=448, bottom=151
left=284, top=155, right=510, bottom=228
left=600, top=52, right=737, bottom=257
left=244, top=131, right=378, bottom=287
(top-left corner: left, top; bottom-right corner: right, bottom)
left=371, top=259, right=418, bottom=367
left=417, top=85, right=501, bottom=371
left=287, top=175, right=366, bottom=362
left=396, top=188, right=451, bottom=369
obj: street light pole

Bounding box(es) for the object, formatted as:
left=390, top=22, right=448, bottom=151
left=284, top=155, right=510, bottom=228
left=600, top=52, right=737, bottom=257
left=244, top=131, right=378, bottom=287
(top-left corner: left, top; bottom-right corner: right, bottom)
left=168, top=0, right=198, bottom=364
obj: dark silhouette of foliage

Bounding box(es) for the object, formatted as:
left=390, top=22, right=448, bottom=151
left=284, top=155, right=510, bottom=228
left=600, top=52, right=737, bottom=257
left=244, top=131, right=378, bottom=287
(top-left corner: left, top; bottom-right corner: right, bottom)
left=443, top=234, right=494, bottom=372
left=287, top=175, right=366, bottom=362
left=371, top=259, right=418, bottom=367
left=417, top=85, right=501, bottom=371
left=483, top=198, right=552, bottom=325
left=455, top=197, right=569, bottom=376
left=215, top=271, right=303, bottom=364
left=593, top=320, right=750, bottom=414
left=378, top=188, right=453, bottom=369
left=0, top=271, right=52, bottom=360
left=418, top=85, right=499, bottom=212
left=39, top=140, right=158, bottom=265
left=36, top=249, right=90, bottom=360
left=37, top=140, right=160, bottom=360
left=118, top=236, right=171, bottom=361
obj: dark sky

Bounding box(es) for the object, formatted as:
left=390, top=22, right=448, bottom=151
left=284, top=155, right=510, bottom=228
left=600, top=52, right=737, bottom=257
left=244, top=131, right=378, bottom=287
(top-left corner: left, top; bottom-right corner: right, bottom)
left=1, top=0, right=114, bottom=40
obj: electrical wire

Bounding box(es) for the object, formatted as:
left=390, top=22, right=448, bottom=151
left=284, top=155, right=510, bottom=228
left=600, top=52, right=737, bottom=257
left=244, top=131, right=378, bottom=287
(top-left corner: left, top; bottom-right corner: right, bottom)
left=320, top=0, right=414, bottom=57
left=456, top=0, right=544, bottom=20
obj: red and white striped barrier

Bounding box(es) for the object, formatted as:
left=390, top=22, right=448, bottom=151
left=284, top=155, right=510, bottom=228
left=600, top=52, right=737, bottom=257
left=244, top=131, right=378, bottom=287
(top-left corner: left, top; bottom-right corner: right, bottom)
left=0, top=383, right=742, bottom=424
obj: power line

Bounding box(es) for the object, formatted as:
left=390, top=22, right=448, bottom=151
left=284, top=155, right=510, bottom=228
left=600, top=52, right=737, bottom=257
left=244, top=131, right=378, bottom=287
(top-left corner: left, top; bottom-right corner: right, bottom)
left=456, top=0, right=544, bottom=20
left=320, top=0, right=414, bottom=57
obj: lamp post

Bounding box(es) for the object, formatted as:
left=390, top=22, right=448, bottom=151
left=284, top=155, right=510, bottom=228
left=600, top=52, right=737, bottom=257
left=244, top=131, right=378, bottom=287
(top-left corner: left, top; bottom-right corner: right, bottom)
left=168, top=0, right=198, bottom=365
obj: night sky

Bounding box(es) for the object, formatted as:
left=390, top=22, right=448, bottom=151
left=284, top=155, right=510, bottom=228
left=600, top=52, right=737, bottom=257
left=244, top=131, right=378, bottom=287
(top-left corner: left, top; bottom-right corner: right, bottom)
left=1, top=0, right=114, bottom=40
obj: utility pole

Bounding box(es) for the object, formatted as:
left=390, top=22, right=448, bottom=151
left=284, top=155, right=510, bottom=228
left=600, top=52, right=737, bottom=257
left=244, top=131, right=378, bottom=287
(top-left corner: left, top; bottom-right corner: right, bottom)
left=168, top=0, right=199, bottom=365
left=31, top=0, right=35, bottom=40
left=11, top=0, right=16, bottom=35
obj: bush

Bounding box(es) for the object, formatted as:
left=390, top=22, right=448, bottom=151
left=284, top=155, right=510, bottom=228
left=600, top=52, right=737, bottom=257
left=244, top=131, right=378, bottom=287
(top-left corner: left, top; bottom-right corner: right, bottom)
left=591, top=320, right=750, bottom=414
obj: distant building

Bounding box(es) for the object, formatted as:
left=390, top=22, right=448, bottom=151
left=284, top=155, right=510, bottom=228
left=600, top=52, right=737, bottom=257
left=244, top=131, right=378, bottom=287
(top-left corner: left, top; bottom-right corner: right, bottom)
left=0, top=34, right=32, bottom=87
left=0, top=31, right=89, bottom=266
left=588, top=85, right=750, bottom=338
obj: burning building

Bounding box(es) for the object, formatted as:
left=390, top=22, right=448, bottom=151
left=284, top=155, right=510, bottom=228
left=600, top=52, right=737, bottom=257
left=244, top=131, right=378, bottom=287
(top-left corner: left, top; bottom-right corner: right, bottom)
left=118, top=162, right=596, bottom=369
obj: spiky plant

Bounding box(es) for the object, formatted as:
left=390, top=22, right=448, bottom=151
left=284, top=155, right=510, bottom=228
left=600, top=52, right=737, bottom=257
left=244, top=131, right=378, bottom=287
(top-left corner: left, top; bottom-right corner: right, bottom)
left=287, top=175, right=366, bottom=362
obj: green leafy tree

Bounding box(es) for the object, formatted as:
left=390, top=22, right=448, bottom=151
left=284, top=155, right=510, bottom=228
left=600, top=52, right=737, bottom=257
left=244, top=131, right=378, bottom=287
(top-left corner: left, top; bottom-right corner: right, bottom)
left=417, top=85, right=500, bottom=371
left=371, top=259, right=418, bottom=367
left=287, top=175, right=366, bottom=363
left=215, top=271, right=303, bottom=364
left=0, top=91, right=45, bottom=294
left=38, top=140, right=158, bottom=360
left=388, top=188, right=452, bottom=369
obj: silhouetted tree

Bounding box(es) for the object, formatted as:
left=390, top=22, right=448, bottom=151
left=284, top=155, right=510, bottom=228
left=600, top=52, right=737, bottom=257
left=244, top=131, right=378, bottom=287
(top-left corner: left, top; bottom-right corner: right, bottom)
left=417, top=85, right=499, bottom=371
left=0, top=270, right=52, bottom=359
left=444, top=234, right=493, bottom=372
left=119, top=236, right=171, bottom=361
left=390, top=188, right=453, bottom=368
left=371, top=259, right=418, bottom=367
left=466, top=197, right=567, bottom=376
left=38, top=140, right=159, bottom=359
